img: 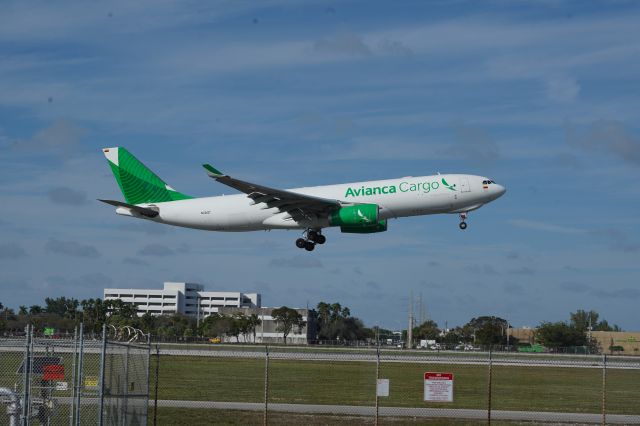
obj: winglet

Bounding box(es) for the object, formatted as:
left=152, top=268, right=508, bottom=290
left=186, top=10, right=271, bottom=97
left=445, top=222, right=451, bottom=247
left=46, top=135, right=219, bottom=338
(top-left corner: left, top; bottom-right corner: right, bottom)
left=203, top=164, right=225, bottom=178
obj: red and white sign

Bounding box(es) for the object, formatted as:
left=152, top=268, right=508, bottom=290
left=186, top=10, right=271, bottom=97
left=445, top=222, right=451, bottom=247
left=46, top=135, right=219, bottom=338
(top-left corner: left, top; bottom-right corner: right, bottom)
left=43, top=365, right=65, bottom=381
left=424, top=372, right=454, bottom=402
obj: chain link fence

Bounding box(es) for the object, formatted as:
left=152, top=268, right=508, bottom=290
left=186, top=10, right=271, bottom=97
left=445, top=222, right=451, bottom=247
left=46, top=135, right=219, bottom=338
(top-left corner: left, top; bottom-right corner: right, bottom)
left=0, top=324, right=150, bottom=425
left=150, top=345, right=640, bottom=425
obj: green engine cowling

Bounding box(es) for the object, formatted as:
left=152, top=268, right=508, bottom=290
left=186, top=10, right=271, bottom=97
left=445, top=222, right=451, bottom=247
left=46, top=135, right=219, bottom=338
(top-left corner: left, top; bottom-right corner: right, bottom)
left=328, top=204, right=387, bottom=233
left=340, top=219, right=388, bottom=234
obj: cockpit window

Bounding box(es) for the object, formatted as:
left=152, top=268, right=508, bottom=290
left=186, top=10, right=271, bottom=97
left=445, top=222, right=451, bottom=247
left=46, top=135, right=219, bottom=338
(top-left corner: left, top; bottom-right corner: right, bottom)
left=483, top=179, right=496, bottom=185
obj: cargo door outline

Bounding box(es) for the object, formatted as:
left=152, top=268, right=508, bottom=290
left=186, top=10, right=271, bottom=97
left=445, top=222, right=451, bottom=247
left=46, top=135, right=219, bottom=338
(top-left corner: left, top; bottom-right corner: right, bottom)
left=459, top=177, right=471, bottom=193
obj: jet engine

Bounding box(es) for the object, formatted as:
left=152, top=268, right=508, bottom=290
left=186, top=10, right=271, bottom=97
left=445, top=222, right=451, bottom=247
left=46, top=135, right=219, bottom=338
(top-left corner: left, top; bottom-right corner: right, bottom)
left=328, top=204, right=388, bottom=233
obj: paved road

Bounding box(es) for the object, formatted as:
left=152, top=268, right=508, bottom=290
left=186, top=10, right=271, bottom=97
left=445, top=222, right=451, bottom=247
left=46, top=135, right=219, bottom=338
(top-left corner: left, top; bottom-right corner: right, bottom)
left=2, top=342, right=640, bottom=369
left=154, top=399, right=640, bottom=424
left=153, top=348, right=640, bottom=370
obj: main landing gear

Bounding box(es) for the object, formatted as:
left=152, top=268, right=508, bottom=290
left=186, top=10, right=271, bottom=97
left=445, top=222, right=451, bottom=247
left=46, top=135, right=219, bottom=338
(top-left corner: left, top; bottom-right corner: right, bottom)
left=459, top=212, right=468, bottom=230
left=295, top=229, right=326, bottom=251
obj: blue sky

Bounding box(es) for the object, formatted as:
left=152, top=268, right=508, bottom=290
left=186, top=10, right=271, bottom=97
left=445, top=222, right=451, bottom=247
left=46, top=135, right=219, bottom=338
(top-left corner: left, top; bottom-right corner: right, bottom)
left=1, top=0, right=639, bottom=330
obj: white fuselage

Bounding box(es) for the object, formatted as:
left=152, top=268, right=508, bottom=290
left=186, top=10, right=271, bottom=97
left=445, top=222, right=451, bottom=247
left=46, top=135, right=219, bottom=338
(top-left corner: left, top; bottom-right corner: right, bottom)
left=120, top=174, right=505, bottom=231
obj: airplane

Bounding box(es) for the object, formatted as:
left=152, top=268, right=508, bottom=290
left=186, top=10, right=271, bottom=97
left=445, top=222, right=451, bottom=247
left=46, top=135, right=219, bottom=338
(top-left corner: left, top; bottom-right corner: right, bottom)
left=100, top=147, right=506, bottom=251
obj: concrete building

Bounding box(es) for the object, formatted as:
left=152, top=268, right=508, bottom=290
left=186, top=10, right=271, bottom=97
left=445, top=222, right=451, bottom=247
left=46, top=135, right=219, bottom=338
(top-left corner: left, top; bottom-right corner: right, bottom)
left=592, top=331, right=640, bottom=355
left=510, top=328, right=640, bottom=354
left=103, top=282, right=260, bottom=317
left=510, top=327, right=535, bottom=344
left=217, top=307, right=317, bottom=345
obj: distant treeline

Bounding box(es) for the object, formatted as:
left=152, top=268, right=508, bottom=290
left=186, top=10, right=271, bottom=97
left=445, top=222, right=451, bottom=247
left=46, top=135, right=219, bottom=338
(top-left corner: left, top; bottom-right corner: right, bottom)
left=0, top=298, right=620, bottom=349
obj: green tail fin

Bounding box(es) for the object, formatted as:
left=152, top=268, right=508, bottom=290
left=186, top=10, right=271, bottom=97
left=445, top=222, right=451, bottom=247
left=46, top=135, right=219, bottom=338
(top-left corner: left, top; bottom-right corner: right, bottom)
left=102, top=147, right=192, bottom=204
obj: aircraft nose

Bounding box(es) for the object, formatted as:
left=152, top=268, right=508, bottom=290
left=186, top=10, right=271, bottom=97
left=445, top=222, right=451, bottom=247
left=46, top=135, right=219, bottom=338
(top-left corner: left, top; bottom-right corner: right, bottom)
left=496, top=184, right=506, bottom=197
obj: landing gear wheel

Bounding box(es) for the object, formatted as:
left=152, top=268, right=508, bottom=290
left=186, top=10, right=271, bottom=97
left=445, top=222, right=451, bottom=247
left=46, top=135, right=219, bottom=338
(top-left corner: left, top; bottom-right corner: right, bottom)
left=304, top=241, right=316, bottom=251
left=308, top=230, right=319, bottom=241
left=295, top=238, right=306, bottom=249
left=459, top=222, right=467, bottom=230
left=315, top=234, right=326, bottom=245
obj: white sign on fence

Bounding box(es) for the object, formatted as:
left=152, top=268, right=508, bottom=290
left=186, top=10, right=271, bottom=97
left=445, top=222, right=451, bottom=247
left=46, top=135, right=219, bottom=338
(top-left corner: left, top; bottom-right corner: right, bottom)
left=376, top=379, right=389, bottom=397
left=423, top=372, right=453, bottom=402
left=55, top=381, right=68, bottom=391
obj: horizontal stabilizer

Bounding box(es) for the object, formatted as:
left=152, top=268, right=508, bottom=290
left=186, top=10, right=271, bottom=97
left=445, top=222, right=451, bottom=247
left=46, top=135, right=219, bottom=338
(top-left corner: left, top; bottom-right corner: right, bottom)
left=98, top=199, right=159, bottom=218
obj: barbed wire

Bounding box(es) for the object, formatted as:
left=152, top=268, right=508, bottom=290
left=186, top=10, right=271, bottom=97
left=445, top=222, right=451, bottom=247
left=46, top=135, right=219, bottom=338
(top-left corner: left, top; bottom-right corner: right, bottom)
left=107, top=324, right=148, bottom=342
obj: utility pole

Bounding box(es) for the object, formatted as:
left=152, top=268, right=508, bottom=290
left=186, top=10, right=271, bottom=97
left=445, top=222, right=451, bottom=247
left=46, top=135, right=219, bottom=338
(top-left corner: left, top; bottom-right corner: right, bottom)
left=418, top=292, right=424, bottom=325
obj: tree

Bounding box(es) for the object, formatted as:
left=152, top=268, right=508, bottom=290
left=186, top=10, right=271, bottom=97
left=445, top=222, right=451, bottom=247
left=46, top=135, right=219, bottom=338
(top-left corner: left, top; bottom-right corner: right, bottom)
left=200, top=313, right=234, bottom=339
left=329, top=303, right=343, bottom=321
left=229, top=313, right=248, bottom=342
left=412, top=320, right=440, bottom=341
left=315, top=301, right=368, bottom=342
left=570, top=309, right=621, bottom=333
left=317, top=302, right=330, bottom=327
left=45, top=297, right=80, bottom=319
left=463, top=316, right=509, bottom=346
left=80, top=299, right=108, bottom=333
left=535, top=322, right=587, bottom=349
left=440, top=331, right=462, bottom=346
left=106, top=299, right=138, bottom=320
left=29, top=305, right=43, bottom=315
left=139, top=312, right=157, bottom=334
left=271, top=307, right=305, bottom=344
left=595, top=320, right=621, bottom=332
left=570, top=310, right=599, bottom=332
left=247, top=314, right=262, bottom=343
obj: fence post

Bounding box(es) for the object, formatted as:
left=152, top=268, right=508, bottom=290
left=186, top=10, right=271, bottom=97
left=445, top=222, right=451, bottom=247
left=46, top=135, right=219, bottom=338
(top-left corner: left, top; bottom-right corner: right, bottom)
left=375, top=346, right=380, bottom=426
left=144, top=337, right=151, bottom=426
left=122, top=344, right=130, bottom=426
left=75, top=323, right=84, bottom=426
left=487, top=345, right=493, bottom=425
left=98, top=324, right=107, bottom=426
left=153, top=345, right=159, bottom=426
left=21, top=324, right=31, bottom=426
left=263, top=345, right=269, bottom=426
left=69, top=326, right=78, bottom=426
left=601, top=353, right=607, bottom=426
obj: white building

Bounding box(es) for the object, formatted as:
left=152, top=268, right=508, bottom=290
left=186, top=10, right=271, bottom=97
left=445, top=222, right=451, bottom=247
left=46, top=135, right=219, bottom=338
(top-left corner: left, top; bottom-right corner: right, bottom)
left=218, top=307, right=316, bottom=345
left=103, top=282, right=260, bottom=317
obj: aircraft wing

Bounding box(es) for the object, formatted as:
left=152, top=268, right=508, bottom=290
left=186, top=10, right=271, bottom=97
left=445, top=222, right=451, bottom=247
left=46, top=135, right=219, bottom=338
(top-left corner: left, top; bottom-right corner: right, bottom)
left=202, top=164, right=342, bottom=222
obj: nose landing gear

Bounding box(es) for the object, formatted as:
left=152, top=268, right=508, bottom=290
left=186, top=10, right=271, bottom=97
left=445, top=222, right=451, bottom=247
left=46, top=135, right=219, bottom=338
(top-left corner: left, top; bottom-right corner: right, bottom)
left=295, top=229, right=326, bottom=251
left=459, top=212, right=468, bottom=230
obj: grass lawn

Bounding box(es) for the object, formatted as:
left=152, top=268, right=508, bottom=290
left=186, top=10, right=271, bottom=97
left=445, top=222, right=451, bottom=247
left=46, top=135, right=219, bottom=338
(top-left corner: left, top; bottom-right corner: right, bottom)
left=2, top=347, right=638, bottom=425
left=152, top=355, right=640, bottom=414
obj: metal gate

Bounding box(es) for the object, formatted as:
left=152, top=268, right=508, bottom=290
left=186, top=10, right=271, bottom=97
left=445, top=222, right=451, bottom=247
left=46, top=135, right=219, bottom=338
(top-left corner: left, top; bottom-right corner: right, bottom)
left=0, top=324, right=150, bottom=426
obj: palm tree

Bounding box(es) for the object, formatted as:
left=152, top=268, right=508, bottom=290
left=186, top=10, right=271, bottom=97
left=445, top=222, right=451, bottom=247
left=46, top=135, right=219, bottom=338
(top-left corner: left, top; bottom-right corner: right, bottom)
left=247, top=314, right=262, bottom=343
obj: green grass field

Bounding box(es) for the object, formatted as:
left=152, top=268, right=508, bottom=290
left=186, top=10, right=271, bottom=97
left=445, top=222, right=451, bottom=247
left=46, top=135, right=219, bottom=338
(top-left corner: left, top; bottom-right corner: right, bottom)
left=2, top=347, right=638, bottom=425
left=151, top=355, right=640, bottom=415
